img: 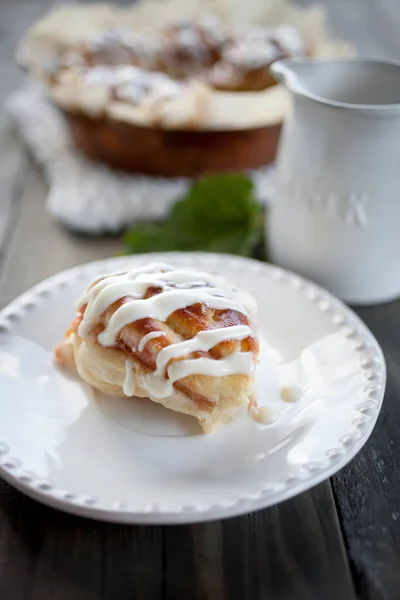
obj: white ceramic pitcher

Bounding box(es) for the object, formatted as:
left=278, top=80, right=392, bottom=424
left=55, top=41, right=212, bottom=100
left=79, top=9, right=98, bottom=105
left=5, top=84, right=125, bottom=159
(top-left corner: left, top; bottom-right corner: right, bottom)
left=268, top=58, right=400, bottom=305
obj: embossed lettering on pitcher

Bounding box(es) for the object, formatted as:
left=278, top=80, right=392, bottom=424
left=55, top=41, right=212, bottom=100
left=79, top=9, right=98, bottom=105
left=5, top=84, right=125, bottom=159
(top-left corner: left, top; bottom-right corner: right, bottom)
left=276, top=175, right=369, bottom=227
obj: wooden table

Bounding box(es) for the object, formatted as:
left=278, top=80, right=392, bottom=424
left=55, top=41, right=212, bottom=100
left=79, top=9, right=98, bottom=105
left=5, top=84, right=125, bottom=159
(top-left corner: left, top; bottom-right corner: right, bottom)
left=1, top=1, right=400, bottom=598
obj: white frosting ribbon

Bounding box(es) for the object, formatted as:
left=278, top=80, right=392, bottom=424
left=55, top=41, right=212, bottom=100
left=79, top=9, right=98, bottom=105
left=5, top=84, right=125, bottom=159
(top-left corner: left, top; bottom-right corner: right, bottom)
left=77, top=263, right=257, bottom=398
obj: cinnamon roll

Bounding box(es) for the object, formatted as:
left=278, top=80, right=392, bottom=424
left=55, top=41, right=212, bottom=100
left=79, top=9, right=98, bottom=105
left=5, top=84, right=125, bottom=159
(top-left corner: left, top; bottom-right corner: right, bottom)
left=55, top=263, right=259, bottom=433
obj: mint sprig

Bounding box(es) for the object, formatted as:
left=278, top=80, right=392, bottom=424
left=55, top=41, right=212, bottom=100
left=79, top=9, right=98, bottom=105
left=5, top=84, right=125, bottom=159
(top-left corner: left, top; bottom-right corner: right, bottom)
left=122, top=173, right=264, bottom=257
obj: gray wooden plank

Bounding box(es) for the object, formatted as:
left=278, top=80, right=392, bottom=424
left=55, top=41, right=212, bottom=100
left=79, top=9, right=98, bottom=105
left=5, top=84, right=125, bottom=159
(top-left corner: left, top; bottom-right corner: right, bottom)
left=0, top=0, right=120, bottom=307
left=0, top=119, right=29, bottom=263
left=192, top=521, right=225, bottom=600
left=0, top=479, right=357, bottom=600
left=0, top=486, right=164, bottom=600
left=0, top=0, right=43, bottom=267
left=162, top=526, right=199, bottom=600
left=0, top=0, right=54, bottom=277
left=0, top=0, right=54, bottom=104
left=222, top=483, right=356, bottom=600
left=0, top=160, right=121, bottom=309
left=331, top=303, right=400, bottom=600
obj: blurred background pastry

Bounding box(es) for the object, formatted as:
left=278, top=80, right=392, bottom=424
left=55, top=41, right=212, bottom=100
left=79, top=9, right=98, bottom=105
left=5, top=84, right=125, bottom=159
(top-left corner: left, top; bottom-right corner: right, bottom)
left=17, top=0, right=352, bottom=177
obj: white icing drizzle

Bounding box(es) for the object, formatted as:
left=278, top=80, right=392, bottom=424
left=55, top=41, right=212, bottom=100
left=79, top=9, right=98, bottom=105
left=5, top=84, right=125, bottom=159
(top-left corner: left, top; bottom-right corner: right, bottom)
left=77, top=263, right=257, bottom=400
left=138, top=330, right=166, bottom=352
left=280, top=384, right=302, bottom=403
left=123, top=359, right=136, bottom=396
left=144, top=325, right=253, bottom=398
left=77, top=263, right=249, bottom=343
left=253, top=406, right=278, bottom=425
left=158, top=351, right=254, bottom=397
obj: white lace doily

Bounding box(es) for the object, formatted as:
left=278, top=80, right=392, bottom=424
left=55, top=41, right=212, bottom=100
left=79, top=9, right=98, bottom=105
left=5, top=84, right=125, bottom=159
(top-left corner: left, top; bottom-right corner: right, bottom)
left=6, top=86, right=275, bottom=234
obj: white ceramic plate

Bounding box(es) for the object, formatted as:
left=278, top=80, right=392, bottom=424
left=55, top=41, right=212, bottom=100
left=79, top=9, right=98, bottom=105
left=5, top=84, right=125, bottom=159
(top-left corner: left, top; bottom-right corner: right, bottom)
left=0, top=253, right=385, bottom=524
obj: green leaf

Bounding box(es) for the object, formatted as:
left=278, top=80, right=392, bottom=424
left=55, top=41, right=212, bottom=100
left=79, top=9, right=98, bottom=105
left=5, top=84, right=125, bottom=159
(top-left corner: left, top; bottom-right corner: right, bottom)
left=122, top=173, right=264, bottom=257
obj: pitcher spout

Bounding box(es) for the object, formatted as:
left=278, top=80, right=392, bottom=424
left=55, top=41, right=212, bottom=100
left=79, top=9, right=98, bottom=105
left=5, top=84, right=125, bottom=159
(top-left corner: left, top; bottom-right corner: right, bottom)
left=270, top=58, right=400, bottom=111
left=270, top=58, right=308, bottom=96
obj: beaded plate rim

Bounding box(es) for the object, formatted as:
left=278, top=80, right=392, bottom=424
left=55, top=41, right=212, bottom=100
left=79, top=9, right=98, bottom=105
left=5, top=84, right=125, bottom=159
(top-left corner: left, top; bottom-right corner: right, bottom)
left=0, top=252, right=386, bottom=524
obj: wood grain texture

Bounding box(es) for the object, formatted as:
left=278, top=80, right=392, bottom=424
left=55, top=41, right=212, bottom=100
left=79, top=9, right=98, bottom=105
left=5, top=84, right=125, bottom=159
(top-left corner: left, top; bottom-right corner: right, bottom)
left=0, top=159, right=120, bottom=308
left=0, top=0, right=55, bottom=104
left=0, top=118, right=29, bottom=268
left=0, top=480, right=356, bottom=600
left=0, top=486, right=165, bottom=600
left=331, top=304, right=400, bottom=600
left=222, top=484, right=356, bottom=600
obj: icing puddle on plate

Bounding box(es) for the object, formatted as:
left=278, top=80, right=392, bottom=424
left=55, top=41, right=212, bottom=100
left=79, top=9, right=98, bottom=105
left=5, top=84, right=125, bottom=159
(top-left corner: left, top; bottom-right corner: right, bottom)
left=0, top=331, right=364, bottom=444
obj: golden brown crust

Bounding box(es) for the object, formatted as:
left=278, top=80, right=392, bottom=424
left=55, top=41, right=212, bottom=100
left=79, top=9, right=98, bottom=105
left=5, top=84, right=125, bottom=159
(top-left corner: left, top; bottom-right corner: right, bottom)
left=210, top=64, right=278, bottom=92
left=64, top=111, right=281, bottom=176
left=70, top=296, right=258, bottom=395
left=70, top=333, right=251, bottom=432
left=57, top=277, right=259, bottom=432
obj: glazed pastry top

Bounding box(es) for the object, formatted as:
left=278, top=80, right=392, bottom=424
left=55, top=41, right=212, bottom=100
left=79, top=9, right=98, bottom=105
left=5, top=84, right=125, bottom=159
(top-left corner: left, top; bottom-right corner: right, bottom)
left=74, top=263, right=259, bottom=400
left=18, top=3, right=353, bottom=130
